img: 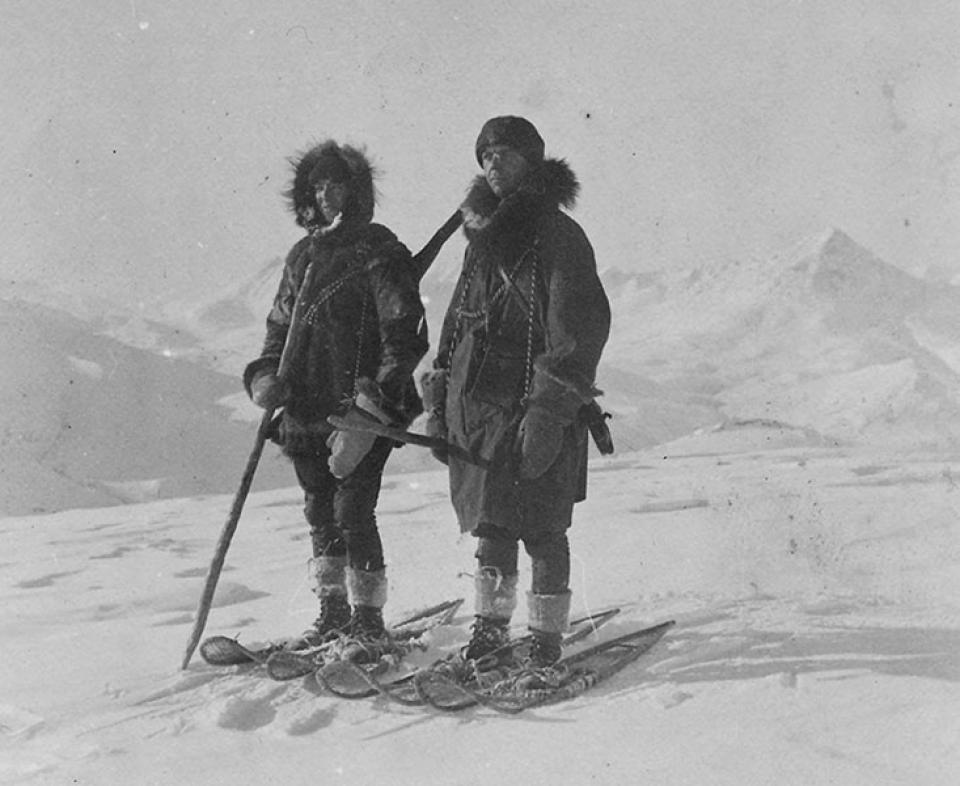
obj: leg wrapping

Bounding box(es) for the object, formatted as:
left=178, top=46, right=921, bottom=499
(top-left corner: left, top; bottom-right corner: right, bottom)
left=307, top=556, right=347, bottom=599
left=474, top=568, right=519, bottom=621
left=527, top=590, right=572, bottom=635
left=346, top=567, right=388, bottom=609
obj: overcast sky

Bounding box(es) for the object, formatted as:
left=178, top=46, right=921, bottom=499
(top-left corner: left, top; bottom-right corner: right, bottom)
left=2, top=0, right=958, bottom=310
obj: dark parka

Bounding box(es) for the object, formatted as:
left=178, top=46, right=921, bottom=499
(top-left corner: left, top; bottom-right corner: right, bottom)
left=436, top=158, right=611, bottom=536
left=244, top=142, right=427, bottom=456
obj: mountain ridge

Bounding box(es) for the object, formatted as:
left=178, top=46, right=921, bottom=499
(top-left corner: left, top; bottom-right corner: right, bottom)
left=5, top=227, right=960, bottom=514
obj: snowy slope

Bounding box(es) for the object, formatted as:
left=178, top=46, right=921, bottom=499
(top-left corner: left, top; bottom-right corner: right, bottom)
left=1, top=435, right=958, bottom=785
left=157, top=257, right=283, bottom=375
left=0, top=297, right=294, bottom=515
left=604, top=228, right=960, bottom=448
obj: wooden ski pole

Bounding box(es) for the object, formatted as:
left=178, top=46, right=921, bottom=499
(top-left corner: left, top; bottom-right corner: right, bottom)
left=180, top=256, right=318, bottom=670
left=180, top=409, right=275, bottom=669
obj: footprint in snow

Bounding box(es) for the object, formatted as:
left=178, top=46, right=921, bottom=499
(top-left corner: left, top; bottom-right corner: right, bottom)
left=653, top=687, right=695, bottom=709
left=0, top=704, right=45, bottom=739
left=172, top=566, right=234, bottom=579
left=90, top=546, right=137, bottom=559
left=284, top=705, right=336, bottom=736
left=136, top=671, right=226, bottom=704
left=81, top=520, right=128, bottom=533
left=16, top=570, right=82, bottom=589
left=211, top=695, right=278, bottom=731
left=204, top=683, right=287, bottom=731
left=151, top=613, right=195, bottom=627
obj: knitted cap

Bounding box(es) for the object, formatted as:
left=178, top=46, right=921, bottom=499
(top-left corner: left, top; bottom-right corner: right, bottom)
left=475, top=116, right=545, bottom=166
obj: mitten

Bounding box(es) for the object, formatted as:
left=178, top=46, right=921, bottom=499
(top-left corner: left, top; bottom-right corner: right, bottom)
left=326, top=393, right=390, bottom=479
left=250, top=372, right=289, bottom=410
left=514, top=404, right=567, bottom=479
left=516, top=362, right=598, bottom=479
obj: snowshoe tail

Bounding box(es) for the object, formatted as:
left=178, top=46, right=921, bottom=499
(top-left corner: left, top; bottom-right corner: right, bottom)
left=560, top=606, right=621, bottom=646
left=317, top=661, right=425, bottom=704
left=388, top=597, right=464, bottom=640
left=199, top=636, right=280, bottom=666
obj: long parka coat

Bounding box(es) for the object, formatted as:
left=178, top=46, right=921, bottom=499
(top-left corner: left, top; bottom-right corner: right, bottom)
left=436, top=158, right=611, bottom=537
left=244, top=142, right=427, bottom=457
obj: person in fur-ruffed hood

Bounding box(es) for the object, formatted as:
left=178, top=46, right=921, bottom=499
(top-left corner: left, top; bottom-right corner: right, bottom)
left=425, top=116, right=612, bottom=672
left=239, top=140, right=427, bottom=656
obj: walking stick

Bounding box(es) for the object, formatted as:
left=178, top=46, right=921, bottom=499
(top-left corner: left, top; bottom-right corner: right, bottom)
left=180, top=255, right=318, bottom=670
left=181, top=211, right=463, bottom=669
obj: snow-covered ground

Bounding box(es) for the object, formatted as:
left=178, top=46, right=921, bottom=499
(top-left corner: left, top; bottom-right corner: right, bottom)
left=2, top=229, right=959, bottom=783
left=2, top=428, right=958, bottom=785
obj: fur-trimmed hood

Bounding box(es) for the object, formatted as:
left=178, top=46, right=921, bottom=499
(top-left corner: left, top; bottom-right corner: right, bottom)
left=459, top=157, right=579, bottom=242
left=284, top=141, right=378, bottom=231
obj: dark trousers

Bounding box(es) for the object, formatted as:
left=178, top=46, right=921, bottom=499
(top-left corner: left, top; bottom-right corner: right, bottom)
left=474, top=524, right=570, bottom=595
left=292, top=437, right=393, bottom=573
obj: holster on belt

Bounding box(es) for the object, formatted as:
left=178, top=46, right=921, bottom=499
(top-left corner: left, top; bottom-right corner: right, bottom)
left=580, top=400, right=614, bottom=455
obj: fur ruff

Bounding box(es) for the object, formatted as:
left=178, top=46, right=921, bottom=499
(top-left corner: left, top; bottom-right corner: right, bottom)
left=284, top=141, right=379, bottom=230
left=459, top=158, right=579, bottom=244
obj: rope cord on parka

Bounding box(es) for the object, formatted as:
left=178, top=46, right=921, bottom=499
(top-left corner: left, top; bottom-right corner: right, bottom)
left=298, top=240, right=376, bottom=401
left=446, top=241, right=543, bottom=405
left=520, top=247, right=539, bottom=403
left=351, top=290, right=370, bottom=398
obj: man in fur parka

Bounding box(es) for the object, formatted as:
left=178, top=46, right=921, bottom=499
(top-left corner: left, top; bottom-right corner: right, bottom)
left=244, top=140, right=427, bottom=654
left=426, top=116, right=611, bottom=668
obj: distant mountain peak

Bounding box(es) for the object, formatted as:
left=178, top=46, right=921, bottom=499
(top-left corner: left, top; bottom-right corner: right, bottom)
left=781, top=226, right=861, bottom=268
left=821, top=226, right=858, bottom=251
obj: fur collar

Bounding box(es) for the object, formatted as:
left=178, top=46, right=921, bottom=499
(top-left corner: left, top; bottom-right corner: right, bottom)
left=460, top=158, right=579, bottom=243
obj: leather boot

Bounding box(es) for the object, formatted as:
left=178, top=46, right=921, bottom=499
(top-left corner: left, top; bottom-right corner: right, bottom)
left=295, top=556, right=351, bottom=648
